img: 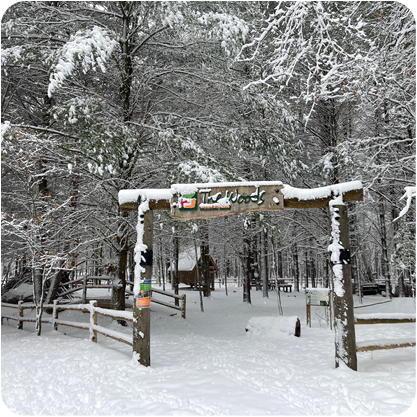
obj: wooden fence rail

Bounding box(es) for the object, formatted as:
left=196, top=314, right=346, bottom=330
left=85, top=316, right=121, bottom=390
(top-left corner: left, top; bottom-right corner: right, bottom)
left=125, top=281, right=186, bottom=319
left=58, top=276, right=113, bottom=300
left=1, top=300, right=133, bottom=347
left=152, top=288, right=186, bottom=319
left=8, top=276, right=186, bottom=319
left=354, top=314, right=416, bottom=352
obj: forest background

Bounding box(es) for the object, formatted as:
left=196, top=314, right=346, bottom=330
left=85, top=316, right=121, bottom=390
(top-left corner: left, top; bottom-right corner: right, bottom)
left=1, top=1, right=415, bottom=311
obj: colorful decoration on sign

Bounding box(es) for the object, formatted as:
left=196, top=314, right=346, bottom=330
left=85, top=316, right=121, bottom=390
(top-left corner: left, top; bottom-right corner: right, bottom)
left=136, top=279, right=151, bottom=308
left=178, top=192, right=197, bottom=211
left=177, top=186, right=267, bottom=212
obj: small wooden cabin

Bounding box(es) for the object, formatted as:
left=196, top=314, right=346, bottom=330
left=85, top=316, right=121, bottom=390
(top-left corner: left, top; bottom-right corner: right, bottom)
left=170, top=248, right=218, bottom=289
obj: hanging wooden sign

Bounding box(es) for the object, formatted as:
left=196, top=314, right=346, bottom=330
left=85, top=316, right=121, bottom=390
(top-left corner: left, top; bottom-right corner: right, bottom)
left=170, top=182, right=284, bottom=220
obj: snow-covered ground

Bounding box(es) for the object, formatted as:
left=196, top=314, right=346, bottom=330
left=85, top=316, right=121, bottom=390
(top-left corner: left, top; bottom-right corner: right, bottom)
left=1, top=285, right=416, bottom=415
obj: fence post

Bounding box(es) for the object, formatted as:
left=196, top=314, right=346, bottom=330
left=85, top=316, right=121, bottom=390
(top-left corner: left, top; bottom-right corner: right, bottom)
left=182, top=294, right=186, bottom=319
left=82, top=276, right=88, bottom=303
left=89, top=300, right=98, bottom=343
left=18, top=300, right=23, bottom=330
left=306, top=302, right=311, bottom=327
left=52, top=300, right=59, bottom=331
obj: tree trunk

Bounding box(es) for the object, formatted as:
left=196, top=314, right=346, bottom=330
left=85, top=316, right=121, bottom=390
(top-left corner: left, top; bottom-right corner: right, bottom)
left=293, top=244, right=300, bottom=292
left=311, top=251, right=316, bottom=288
left=277, top=250, right=283, bottom=280
left=113, top=211, right=128, bottom=311
left=261, top=227, right=268, bottom=298
left=44, top=267, right=65, bottom=304
left=174, top=235, right=179, bottom=306
left=194, top=238, right=204, bottom=312
left=305, top=249, right=309, bottom=288
left=243, top=241, right=252, bottom=304
left=379, top=200, right=392, bottom=297
left=200, top=222, right=211, bottom=297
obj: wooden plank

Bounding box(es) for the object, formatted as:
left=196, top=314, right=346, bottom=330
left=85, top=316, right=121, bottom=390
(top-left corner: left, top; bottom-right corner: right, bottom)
left=94, top=308, right=134, bottom=323
left=171, top=184, right=284, bottom=220
left=152, top=288, right=183, bottom=299
left=355, top=318, right=416, bottom=324
left=57, top=277, right=83, bottom=288
left=119, top=187, right=363, bottom=212
left=152, top=298, right=181, bottom=311
left=86, top=276, right=114, bottom=280
left=53, top=304, right=90, bottom=313
left=92, top=324, right=133, bottom=346
left=1, top=302, right=20, bottom=308
left=54, top=319, right=90, bottom=330
left=357, top=341, right=416, bottom=352
left=121, top=199, right=170, bottom=212
left=284, top=188, right=363, bottom=209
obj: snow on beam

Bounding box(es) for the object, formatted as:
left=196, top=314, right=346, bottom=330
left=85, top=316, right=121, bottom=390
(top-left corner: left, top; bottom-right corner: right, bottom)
left=356, top=338, right=416, bottom=352
left=119, top=181, right=363, bottom=212
left=355, top=313, right=416, bottom=324
left=282, top=181, right=363, bottom=209
left=119, top=188, right=172, bottom=211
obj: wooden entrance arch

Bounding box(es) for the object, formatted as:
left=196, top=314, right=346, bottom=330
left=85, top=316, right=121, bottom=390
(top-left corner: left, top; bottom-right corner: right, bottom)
left=119, top=181, right=363, bottom=370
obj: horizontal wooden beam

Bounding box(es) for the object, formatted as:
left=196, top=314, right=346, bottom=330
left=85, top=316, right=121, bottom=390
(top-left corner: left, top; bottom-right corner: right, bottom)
left=120, top=187, right=363, bottom=212
left=355, top=317, right=416, bottom=325
left=357, top=340, right=416, bottom=352
left=283, top=187, right=363, bottom=209
left=120, top=199, right=170, bottom=212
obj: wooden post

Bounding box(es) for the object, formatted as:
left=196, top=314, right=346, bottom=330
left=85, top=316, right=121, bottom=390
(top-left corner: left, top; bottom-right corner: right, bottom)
left=52, top=299, right=59, bottom=331
left=182, top=294, right=186, bottom=319
left=18, top=300, right=23, bottom=330
left=306, top=302, right=311, bottom=327
left=132, top=205, right=153, bottom=367
left=82, top=276, right=87, bottom=303
left=330, top=203, right=357, bottom=371
left=89, top=300, right=98, bottom=343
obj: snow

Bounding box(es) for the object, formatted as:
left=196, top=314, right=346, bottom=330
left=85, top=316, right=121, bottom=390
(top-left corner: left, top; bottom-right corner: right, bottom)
left=392, top=186, right=416, bottom=223
left=134, top=199, right=150, bottom=296
left=328, top=205, right=345, bottom=297
left=245, top=316, right=300, bottom=337
left=48, top=26, right=117, bottom=97
left=118, top=188, right=173, bottom=205
left=355, top=312, right=416, bottom=320
left=172, top=181, right=284, bottom=196
left=168, top=247, right=201, bottom=272
left=356, top=338, right=416, bottom=350
left=2, top=288, right=416, bottom=415
left=118, top=181, right=363, bottom=206
left=281, top=180, right=362, bottom=201
left=94, top=306, right=134, bottom=320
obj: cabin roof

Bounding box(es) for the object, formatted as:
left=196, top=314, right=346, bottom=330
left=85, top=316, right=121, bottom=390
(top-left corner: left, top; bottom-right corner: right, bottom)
left=169, top=247, right=218, bottom=272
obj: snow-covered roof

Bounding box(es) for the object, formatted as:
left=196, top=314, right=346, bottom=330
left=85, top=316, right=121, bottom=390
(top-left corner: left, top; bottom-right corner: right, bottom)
left=177, top=247, right=200, bottom=271
left=168, top=247, right=217, bottom=272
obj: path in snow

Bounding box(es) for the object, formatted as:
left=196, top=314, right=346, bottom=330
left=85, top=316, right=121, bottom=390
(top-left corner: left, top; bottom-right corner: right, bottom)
left=1, top=286, right=416, bottom=415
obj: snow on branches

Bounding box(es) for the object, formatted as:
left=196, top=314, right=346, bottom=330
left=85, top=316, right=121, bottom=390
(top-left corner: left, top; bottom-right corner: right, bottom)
left=48, top=26, right=117, bottom=97
left=390, top=186, right=416, bottom=225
